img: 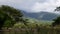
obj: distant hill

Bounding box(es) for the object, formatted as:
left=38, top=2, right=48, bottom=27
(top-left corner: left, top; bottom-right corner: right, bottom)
left=22, top=11, right=60, bottom=21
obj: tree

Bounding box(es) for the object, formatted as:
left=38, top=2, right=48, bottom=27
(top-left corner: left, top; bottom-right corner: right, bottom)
left=55, top=7, right=60, bottom=11
left=52, top=6, right=60, bottom=26
left=52, top=17, right=60, bottom=26
left=0, top=5, right=23, bottom=29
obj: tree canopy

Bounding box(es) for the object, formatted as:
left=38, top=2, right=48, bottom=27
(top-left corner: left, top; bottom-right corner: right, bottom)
left=52, top=6, right=60, bottom=26
left=0, top=5, right=23, bottom=29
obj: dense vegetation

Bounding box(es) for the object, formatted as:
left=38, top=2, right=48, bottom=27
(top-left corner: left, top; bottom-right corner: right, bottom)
left=52, top=6, right=60, bottom=26
left=0, top=5, right=60, bottom=34
left=0, top=5, right=23, bottom=30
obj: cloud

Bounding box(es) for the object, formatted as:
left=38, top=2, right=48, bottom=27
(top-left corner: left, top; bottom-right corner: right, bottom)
left=0, top=0, right=60, bottom=13
left=31, top=0, right=60, bottom=13
left=0, top=0, right=35, bottom=12
left=0, top=0, right=23, bottom=9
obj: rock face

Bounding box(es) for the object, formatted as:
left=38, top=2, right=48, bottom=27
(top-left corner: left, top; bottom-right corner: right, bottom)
left=22, top=11, right=60, bottom=21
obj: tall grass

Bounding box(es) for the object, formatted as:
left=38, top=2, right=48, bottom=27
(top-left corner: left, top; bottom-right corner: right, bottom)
left=1, top=26, right=60, bottom=34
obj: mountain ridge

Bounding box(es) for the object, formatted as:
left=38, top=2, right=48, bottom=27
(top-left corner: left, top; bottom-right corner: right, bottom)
left=22, top=11, right=60, bottom=21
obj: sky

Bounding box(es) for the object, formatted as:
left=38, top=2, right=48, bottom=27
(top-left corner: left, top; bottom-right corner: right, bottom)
left=0, top=0, right=60, bottom=13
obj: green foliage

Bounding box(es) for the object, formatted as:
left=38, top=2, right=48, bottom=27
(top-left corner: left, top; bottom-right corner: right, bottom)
left=52, top=6, right=60, bottom=26
left=7, top=18, right=57, bottom=34
left=26, top=23, right=37, bottom=28
left=0, top=5, right=23, bottom=29
left=52, top=16, right=60, bottom=26
left=14, top=23, right=26, bottom=28
left=13, top=18, right=52, bottom=28
left=0, top=5, right=23, bottom=21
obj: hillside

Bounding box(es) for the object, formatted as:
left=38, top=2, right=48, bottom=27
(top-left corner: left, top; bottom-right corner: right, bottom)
left=22, top=11, right=60, bottom=21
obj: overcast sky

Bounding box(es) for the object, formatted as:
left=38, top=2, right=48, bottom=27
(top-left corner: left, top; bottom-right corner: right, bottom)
left=0, top=0, right=60, bottom=13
